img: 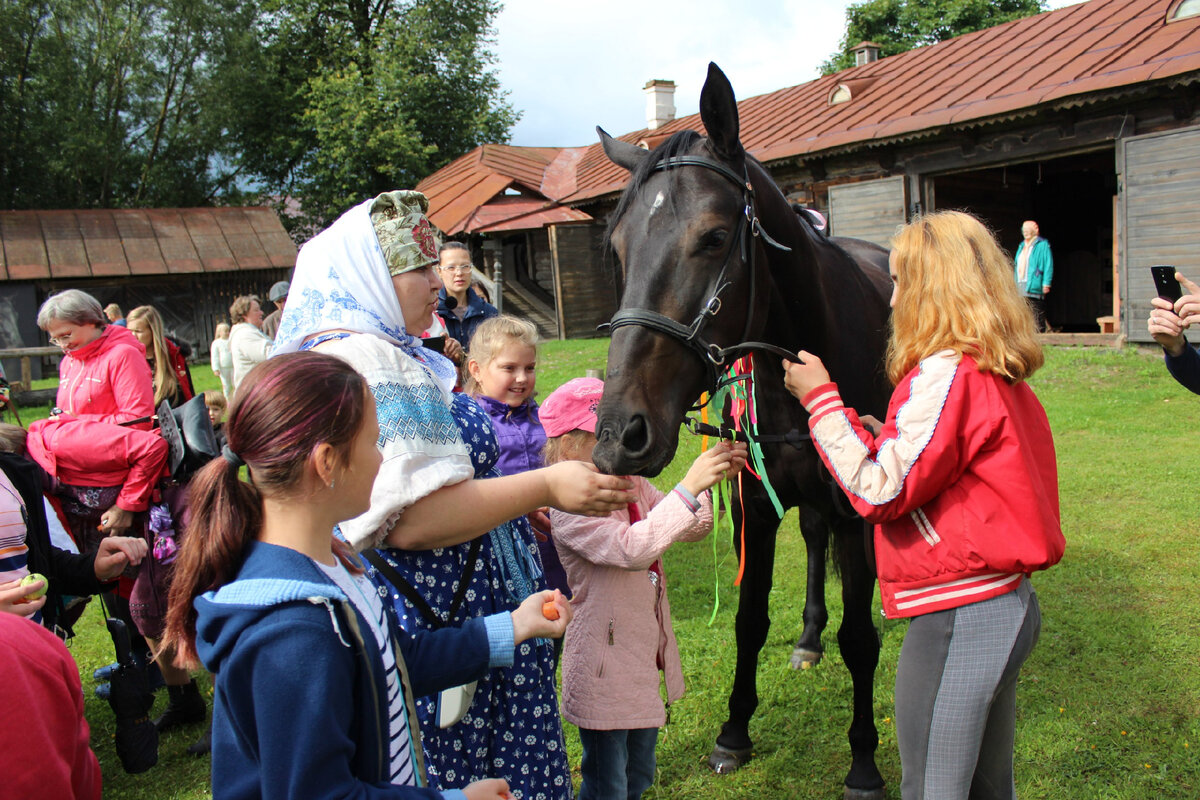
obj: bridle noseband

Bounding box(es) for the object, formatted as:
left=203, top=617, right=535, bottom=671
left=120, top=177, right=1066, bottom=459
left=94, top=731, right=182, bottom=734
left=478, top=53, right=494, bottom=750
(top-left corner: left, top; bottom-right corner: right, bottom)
left=603, top=155, right=797, bottom=390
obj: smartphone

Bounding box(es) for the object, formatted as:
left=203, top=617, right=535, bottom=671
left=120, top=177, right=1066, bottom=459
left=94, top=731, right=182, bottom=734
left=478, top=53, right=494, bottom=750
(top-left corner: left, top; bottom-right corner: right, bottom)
left=1151, top=265, right=1182, bottom=304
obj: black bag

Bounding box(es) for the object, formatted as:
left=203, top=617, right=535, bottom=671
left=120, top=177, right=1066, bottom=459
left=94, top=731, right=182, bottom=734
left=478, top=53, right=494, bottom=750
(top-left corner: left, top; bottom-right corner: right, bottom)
left=157, top=395, right=219, bottom=480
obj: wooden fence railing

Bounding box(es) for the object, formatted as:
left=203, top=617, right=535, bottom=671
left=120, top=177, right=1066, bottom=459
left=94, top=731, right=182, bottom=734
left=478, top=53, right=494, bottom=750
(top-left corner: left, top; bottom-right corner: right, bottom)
left=0, top=346, right=62, bottom=393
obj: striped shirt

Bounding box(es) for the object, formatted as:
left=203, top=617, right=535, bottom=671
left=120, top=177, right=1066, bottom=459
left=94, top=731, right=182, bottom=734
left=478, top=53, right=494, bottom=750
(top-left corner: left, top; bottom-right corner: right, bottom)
left=318, top=560, right=416, bottom=786
left=0, top=471, right=29, bottom=586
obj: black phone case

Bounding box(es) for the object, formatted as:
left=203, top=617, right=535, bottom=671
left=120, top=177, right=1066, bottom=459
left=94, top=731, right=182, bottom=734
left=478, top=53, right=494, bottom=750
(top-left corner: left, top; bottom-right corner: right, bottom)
left=1152, top=266, right=1182, bottom=303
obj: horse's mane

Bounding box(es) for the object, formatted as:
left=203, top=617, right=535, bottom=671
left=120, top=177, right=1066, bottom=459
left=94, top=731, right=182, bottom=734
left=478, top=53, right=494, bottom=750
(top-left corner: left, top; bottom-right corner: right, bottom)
left=604, top=130, right=704, bottom=247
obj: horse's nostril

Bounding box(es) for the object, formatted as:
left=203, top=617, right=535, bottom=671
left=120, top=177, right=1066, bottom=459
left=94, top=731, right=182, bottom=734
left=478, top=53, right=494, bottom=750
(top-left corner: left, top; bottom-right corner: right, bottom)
left=619, top=414, right=649, bottom=454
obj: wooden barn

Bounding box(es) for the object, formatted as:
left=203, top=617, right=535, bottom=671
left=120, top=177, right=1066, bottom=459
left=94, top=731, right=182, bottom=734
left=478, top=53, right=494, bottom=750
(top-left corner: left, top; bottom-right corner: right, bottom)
left=418, top=0, right=1200, bottom=343
left=0, top=207, right=295, bottom=380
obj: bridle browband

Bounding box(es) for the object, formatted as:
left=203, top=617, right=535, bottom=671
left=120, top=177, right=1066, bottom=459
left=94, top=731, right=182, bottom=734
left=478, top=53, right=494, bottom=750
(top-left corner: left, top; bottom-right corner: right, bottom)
left=602, top=154, right=798, bottom=390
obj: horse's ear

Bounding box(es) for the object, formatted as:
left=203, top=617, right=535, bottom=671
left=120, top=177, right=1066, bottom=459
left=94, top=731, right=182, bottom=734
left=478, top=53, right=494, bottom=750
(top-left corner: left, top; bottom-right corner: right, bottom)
left=597, top=126, right=647, bottom=172
left=699, top=62, right=742, bottom=161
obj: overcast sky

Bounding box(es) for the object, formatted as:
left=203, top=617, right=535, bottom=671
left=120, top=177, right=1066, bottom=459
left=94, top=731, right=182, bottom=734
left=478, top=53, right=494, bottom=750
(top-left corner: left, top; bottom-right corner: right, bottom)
left=493, top=0, right=1085, bottom=148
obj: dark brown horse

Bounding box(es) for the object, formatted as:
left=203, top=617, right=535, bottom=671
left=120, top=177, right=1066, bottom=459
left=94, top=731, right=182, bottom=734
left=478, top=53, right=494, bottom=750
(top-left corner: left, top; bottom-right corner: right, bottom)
left=592, top=63, right=893, bottom=799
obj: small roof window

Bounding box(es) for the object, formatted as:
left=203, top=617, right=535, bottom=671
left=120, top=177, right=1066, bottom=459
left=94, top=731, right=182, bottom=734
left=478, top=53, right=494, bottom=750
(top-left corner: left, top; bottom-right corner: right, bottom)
left=1169, top=0, right=1200, bottom=20
left=830, top=85, right=853, bottom=105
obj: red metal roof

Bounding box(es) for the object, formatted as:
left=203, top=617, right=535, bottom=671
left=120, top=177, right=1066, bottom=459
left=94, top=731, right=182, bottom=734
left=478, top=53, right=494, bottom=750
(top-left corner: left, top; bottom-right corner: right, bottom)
left=0, top=207, right=295, bottom=281
left=461, top=197, right=591, bottom=234
left=420, top=0, right=1200, bottom=223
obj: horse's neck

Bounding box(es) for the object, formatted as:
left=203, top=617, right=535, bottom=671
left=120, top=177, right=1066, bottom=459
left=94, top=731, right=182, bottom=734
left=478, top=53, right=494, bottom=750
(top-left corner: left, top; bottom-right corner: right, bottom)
left=761, top=218, right=835, bottom=351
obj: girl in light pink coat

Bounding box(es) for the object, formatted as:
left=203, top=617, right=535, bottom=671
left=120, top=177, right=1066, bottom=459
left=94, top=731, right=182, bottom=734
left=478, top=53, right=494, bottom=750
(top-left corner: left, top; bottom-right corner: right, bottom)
left=541, top=377, right=746, bottom=800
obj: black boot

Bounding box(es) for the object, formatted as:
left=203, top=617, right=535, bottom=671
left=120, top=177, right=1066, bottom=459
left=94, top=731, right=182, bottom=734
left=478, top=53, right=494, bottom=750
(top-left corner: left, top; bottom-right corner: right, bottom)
left=185, top=723, right=212, bottom=756
left=154, top=680, right=206, bottom=733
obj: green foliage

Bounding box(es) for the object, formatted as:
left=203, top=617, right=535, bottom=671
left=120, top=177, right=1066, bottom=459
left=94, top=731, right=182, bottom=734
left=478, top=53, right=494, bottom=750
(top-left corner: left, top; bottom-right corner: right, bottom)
left=0, top=0, right=516, bottom=228
left=232, top=0, right=518, bottom=233
left=49, top=345, right=1200, bottom=798
left=0, top=0, right=259, bottom=208
left=821, top=0, right=1046, bottom=74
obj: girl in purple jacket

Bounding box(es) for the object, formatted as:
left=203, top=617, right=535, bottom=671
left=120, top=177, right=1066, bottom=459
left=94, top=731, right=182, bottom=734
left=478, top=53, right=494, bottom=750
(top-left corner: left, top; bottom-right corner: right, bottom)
left=466, top=316, right=572, bottom=598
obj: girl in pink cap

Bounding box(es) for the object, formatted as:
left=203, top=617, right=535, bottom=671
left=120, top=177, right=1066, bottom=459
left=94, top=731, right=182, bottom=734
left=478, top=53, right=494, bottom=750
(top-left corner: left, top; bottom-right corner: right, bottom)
left=540, top=377, right=747, bottom=800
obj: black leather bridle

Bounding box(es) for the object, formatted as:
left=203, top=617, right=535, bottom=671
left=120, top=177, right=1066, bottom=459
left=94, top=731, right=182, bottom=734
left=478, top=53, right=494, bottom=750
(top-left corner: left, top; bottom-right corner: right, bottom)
left=603, top=155, right=798, bottom=391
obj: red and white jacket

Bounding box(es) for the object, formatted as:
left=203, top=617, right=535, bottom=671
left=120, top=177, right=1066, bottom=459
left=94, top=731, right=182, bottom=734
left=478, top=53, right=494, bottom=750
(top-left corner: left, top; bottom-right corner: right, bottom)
left=802, top=350, right=1064, bottom=619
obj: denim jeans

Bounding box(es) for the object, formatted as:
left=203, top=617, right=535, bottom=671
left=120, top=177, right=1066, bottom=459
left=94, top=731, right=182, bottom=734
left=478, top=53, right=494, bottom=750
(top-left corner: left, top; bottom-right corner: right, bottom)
left=578, top=727, right=658, bottom=800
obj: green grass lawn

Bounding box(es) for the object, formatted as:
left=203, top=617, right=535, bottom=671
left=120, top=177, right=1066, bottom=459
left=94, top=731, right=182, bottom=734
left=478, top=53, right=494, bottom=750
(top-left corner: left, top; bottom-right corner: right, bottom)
left=26, top=342, right=1200, bottom=799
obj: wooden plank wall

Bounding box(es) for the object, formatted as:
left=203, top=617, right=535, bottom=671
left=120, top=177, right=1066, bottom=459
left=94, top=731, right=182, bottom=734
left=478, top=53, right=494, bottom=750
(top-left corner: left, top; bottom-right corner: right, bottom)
left=828, top=176, right=908, bottom=246
left=549, top=223, right=617, bottom=340
left=1119, top=125, right=1200, bottom=344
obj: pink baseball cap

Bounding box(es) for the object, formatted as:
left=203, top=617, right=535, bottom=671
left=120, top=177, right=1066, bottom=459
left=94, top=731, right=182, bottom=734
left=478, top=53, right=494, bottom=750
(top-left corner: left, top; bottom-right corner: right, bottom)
left=540, top=377, right=604, bottom=438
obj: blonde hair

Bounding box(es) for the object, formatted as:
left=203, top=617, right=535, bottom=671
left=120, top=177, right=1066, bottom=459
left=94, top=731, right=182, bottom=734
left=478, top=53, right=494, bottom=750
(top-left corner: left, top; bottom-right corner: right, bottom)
left=541, top=430, right=594, bottom=466
left=887, top=211, right=1043, bottom=385
left=214, top=322, right=231, bottom=339
left=464, top=315, right=540, bottom=396
left=229, top=295, right=259, bottom=324
left=204, top=390, right=228, bottom=413
left=127, top=305, right=181, bottom=406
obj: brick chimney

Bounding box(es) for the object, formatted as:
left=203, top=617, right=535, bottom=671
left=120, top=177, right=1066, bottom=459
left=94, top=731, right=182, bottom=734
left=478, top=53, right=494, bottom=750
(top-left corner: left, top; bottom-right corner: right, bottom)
left=643, top=79, right=676, bottom=130
left=851, top=41, right=882, bottom=67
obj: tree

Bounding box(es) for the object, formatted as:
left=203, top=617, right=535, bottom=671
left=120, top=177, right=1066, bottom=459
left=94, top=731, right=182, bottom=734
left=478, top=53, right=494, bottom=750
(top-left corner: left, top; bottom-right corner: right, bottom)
left=228, top=0, right=518, bottom=234
left=0, top=0, right=258, bottom=209
left=821, top=0, right=1046, bottom=75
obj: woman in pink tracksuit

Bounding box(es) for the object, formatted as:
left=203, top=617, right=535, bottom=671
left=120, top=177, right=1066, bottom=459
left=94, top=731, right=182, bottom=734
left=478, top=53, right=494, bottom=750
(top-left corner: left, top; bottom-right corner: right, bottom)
left=541, top=377, right=747, bottom=800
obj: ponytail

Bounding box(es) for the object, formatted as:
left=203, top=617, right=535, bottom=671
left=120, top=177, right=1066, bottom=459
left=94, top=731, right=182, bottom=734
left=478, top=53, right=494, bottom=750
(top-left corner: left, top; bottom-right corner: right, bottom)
left=164, top=454, right=261, bottom=668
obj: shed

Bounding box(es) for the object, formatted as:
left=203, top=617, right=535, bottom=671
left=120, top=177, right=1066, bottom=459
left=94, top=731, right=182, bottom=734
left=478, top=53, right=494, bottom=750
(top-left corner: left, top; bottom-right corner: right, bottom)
left=418, top=0, right=1200, bottom=343
left=0, top=207, right=295, bottom=380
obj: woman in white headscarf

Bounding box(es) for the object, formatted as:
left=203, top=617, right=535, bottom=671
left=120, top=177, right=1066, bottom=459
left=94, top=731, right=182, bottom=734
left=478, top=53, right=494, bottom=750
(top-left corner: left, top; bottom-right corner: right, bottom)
left=274, top=191, right=633, bottom=800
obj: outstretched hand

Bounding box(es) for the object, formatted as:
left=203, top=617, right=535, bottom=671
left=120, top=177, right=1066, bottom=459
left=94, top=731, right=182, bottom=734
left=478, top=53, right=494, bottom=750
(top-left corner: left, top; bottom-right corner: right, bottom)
left=462, top=778, right=511, bottom=800
left=782, top=350, right=831, bottom=402
left=1148, top=272, right=1200, bottom=356
left=93, top=536, right=149, bottom=582
left=543, top=461, right=636, bottom=517
left=512, top=589, right=571, bottom=643
left=681, top=441, right=749, bottom=496
left=0, top=578, right=47, bottom=618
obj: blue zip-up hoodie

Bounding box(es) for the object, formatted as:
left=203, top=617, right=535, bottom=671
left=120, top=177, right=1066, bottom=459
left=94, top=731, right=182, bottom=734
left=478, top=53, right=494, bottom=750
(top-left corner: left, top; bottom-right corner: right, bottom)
left=195, top=541, right=515, bottom=800
left=436, top=289, right=497, bottom=351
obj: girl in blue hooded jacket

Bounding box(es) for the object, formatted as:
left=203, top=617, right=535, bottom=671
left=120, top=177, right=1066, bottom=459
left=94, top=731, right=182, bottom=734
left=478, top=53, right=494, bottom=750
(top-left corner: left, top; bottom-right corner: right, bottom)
left=163, top=352, right=569, bottom=800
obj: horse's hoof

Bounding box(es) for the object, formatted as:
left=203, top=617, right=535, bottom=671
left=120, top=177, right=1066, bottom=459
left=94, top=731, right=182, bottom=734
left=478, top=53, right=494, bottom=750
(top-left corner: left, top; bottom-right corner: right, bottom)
left=708, top=743, right=753, bottom=774
left=789, top=646, right=823, bottom=670
left=843, top=785, right=886, bottom=800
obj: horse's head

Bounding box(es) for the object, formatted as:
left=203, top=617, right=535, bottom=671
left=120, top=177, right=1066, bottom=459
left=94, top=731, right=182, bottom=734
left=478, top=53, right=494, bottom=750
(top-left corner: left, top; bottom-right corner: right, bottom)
left=594, top=63, right=773, bottom=476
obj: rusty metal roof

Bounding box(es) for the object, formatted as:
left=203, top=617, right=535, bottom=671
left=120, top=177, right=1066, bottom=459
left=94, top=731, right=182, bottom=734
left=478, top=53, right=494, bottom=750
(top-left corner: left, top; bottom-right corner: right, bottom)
left=417, top=0, right=1200, bottom=226
left=0, top=207, right=295, bottom=282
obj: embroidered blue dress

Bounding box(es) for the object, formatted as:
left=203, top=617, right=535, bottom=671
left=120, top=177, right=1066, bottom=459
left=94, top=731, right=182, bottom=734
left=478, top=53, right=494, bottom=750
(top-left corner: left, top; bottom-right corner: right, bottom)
left=372, top=392, right=571, bottom=800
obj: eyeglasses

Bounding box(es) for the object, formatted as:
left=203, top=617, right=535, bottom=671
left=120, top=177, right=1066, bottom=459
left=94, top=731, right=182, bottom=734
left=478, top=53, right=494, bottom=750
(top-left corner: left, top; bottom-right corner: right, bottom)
left=49, top=335, right=71, bottom=347
left=440, top=264, right=473, bottom=274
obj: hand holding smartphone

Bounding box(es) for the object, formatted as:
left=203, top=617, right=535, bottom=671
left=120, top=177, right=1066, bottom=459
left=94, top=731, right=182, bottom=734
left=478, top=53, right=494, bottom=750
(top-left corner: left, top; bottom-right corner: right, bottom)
left=1151, top=265, right=1183, bottom=304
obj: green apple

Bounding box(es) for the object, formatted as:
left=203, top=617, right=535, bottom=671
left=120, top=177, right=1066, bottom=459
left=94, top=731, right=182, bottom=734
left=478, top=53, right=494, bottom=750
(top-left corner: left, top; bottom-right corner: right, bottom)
left=19, top=572, right=48, bottom=600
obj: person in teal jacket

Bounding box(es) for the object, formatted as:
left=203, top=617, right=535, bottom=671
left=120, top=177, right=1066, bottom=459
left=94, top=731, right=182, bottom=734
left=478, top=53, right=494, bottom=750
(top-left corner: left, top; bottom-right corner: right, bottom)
left=1014, top=219, right=1053, bottom=332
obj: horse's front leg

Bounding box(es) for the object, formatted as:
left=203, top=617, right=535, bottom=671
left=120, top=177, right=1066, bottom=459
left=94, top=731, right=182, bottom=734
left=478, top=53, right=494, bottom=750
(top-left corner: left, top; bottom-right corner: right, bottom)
left=709, top=496, right=780, bottom=774
left=791, top=505, right=829, bottom=669
left=834, top=516, right=885, bottom=800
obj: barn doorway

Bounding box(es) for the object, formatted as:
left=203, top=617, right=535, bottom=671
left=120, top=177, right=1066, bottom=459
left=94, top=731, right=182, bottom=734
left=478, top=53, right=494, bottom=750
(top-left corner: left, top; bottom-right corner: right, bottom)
left=929, top=149, right=1116, bottom=332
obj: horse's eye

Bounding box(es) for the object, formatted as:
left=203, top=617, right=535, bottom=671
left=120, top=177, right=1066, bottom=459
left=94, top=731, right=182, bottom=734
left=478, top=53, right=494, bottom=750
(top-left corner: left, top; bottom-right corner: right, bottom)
left=699, top=229, right=728, bottom=250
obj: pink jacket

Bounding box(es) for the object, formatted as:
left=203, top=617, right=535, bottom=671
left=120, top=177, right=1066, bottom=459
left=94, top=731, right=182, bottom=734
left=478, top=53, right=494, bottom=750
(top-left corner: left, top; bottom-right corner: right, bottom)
left=27, top=325, right=164, bottom=511
left=550, top=476, right=712, bottom=730
left=56, top=325, right=154, bottom=426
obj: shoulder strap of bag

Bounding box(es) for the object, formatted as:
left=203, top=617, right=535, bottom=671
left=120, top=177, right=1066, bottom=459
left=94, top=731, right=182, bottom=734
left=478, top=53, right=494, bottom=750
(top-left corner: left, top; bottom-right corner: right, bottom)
left=363, top=537, right=482, bottom=630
